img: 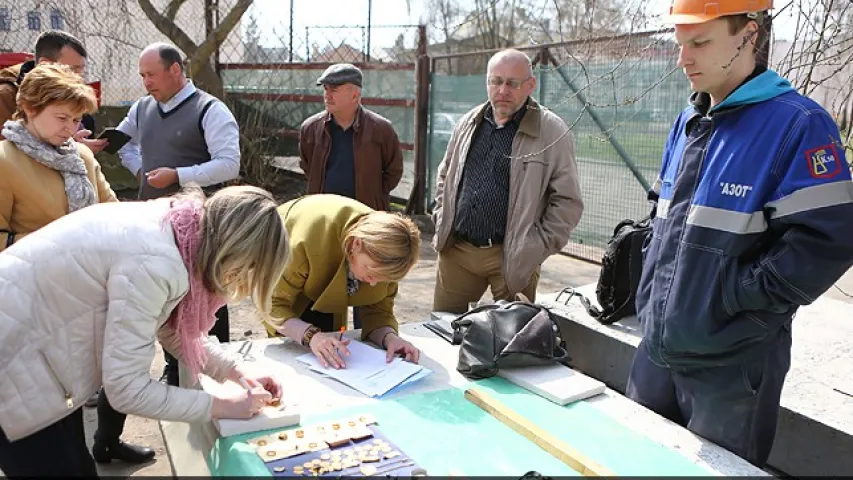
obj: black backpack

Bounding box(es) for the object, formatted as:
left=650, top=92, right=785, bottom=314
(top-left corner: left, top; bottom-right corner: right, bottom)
left=559, top=195, right=656, bottom=325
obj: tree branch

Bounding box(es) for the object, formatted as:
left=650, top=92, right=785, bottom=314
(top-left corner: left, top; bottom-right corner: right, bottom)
left=137, top=0, right=199, bottom=55
left=165, top=0, right=190, bottom=21
left=192, top=0, right=255, bottom=65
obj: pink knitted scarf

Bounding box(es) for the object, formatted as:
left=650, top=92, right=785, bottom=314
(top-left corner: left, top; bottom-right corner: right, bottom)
left=166, top=199, right=226, bottom=380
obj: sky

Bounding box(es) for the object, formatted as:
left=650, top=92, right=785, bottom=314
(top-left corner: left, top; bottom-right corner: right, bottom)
left=249, top=0, right=801, bottom=50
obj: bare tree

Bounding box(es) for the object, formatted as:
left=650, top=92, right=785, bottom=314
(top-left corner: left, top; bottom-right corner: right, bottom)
left=136, top=0, right=254, bottom=98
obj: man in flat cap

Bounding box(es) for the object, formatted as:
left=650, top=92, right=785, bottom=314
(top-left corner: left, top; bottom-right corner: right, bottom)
left=299, top=63, right=404, bottom=212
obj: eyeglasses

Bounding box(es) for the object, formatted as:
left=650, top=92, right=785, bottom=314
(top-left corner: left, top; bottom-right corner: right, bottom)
left=487, top=76, right=531, bottom=90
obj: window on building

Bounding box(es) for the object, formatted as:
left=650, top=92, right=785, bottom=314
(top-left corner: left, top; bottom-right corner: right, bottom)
left=50, top=9, right=63, bottom=30
left=27, top=11, right=41, bottom=31
left=0, top=8, right=10, bottom=31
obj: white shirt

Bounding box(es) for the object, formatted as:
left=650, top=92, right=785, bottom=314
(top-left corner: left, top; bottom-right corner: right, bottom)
left=116, top=80, right=240, bottom=187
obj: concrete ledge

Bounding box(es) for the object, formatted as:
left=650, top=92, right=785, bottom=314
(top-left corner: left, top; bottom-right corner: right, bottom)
left=540, top=284, right=853, bottom=477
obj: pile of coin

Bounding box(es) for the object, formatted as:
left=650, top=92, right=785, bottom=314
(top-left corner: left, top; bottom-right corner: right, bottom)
left=281, top=439, right=404, bottom=476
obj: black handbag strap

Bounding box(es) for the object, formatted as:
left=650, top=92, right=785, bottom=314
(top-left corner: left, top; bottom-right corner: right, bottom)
left=554, top=287, right=602, bottom=318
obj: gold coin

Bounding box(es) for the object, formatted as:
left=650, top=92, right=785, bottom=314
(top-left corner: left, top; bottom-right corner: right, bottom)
left=308, top=442, right=318, bottom=449
left=257, top=439, right=268, bottom=446
left=295, top=429, right=305, bottom=438
left=348, top=420, right=356, bottom=427
left=303, top=462, right=313, bottom=468
left=362, top=455, right=381, bottom=463
left=359, top=416, right=368, bottom=422
left=293, top=467, right=304, bottom=474
left=360, top=465, right=377, bottom=476
left=278, top=432, right=288, bottom=441
left=384, top=450, right=401, bottom=459
left=273, top=466, right=286, bottom=472
left=312, top=459, right=322, bottom=465
left=320, top=453, right=331, bottom=460
left=332, top=423, right=341, bottom=430
left=266, top=450, right=276, bottom=457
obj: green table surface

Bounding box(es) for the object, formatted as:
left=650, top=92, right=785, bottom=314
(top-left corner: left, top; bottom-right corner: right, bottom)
left=208, top=377, right=712, bottom=476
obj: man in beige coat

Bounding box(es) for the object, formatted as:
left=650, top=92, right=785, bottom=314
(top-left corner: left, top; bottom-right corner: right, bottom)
left=431, top=49, right=583, bottom=313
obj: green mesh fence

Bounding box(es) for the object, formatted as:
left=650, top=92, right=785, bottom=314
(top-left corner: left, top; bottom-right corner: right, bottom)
left=426, top=33, right=692, bottom=262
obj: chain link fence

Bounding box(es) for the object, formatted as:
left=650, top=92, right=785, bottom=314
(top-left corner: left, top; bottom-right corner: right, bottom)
left=217, top=17, right=424, bottom=199
left=427, top=30, right=691, bottom=262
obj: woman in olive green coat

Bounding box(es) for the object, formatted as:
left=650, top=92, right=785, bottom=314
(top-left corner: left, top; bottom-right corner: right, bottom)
left=266, top=194, right=421, bottom=369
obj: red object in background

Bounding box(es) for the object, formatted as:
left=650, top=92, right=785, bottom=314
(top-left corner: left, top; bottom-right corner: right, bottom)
left=0, top=52, right=34, bottom=69
left=89, top=80, right=101, bottom=107
left=0, top=52, right=102, bottom=106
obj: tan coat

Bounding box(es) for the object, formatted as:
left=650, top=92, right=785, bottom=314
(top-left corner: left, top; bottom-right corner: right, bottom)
left=0, top=139, right=118, bottom=252
left=432, top=99, right=584, bottom=294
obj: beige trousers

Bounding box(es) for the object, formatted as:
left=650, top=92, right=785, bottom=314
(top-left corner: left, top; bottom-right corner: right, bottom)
left=432, top=239, right=540, bottom=314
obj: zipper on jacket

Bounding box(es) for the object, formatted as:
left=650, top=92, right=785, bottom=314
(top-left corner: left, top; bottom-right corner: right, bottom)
left=40, top=351, right=73, bottom=409
left=659, top=118, right=714, bottom=363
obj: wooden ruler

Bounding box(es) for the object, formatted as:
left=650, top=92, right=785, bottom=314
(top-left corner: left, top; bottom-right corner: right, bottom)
left=464, top=387, right=614, bottom=477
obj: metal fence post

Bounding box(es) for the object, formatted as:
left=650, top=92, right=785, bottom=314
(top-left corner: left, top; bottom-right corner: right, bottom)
left=407, top=24, right=429, bottom=215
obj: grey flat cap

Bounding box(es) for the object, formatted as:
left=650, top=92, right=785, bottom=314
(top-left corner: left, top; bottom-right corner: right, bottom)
left=316, top=63, right=363, bottom=88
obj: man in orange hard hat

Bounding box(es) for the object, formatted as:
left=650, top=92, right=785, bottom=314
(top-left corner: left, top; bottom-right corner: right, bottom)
left=629, top=0, right=853, bottom=468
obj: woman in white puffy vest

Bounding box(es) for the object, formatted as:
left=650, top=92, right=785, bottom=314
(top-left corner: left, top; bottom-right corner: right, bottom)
left=0, top=185, right=291, bottom=477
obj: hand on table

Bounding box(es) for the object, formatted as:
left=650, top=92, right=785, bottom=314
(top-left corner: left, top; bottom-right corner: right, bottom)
left=210, top=377, right=272, bottom=419
left=234, top=363, right=284, bottom=400
left=383, top=333, right=420, bottom=364
left=309, top=332, right=351, bottom=370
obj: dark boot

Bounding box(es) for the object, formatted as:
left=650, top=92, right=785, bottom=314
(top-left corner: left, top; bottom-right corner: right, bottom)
left=92, top=440, right=155, bottom=464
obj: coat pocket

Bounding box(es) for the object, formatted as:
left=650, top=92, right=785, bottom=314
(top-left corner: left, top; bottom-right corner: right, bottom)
left=661, top=245, right=769, bottom=359
left=39, top=350, right=74, bottom=410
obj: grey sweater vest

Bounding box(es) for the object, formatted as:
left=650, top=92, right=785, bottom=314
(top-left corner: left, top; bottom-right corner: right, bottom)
left=137, top=90, right=218, bottom=200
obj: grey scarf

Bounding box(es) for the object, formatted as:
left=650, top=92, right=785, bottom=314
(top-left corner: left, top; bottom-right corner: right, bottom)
left=2, top=120, right=96, bottom=212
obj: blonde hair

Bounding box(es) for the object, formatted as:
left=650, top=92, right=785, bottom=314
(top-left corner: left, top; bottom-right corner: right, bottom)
left=14, top=63, right=97, bottom=121
left=188, top=185, right=290, bottom=313
left=343, top=211, right=421, bottom=282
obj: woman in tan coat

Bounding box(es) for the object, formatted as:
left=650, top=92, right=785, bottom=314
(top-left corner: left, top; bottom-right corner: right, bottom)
left=0, top=63, right=117, bottom=252
left=266, top=194, right=421, bottom=369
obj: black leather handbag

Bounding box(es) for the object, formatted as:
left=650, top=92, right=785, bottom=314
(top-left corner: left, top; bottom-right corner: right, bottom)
left=450, top=301, right=570, bottom=379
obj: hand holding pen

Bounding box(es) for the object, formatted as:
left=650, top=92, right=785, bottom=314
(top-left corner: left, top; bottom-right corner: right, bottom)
left=308, top=326, right=351, bottom=370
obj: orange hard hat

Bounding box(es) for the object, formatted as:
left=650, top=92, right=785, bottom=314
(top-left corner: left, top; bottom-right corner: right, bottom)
left=663, top=0, right=773, bottom=24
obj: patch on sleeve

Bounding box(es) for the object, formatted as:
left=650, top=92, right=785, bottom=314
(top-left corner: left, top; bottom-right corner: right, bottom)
left=805, top=144, right=841, bottom=179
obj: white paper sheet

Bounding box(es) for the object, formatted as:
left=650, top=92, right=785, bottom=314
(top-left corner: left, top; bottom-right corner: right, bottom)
left=296, top=340, right=431, bottom=397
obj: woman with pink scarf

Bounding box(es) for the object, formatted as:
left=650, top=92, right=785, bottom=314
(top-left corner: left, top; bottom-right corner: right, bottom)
left=0, top=185, right=290, bottom=477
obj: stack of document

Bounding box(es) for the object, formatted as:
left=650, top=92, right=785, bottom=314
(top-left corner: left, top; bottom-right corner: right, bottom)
left=296, top=340, right=431, bottom=397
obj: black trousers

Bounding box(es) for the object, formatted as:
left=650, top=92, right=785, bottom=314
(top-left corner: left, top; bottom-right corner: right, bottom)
left=0, top=408, right=98, bottom=477
left=626, top=328, right=791, bottom=468
left=95, top=305, right=230, bottom=444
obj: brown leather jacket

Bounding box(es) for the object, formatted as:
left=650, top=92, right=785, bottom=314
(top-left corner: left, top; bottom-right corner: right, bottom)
left=299, top=106, right=403, bottom=211
left=0, top=63, right=24, bottom=140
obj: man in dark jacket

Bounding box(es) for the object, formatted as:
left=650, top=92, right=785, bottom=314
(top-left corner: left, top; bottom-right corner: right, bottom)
left=299, top=63, right=404, bottom=212
left=630, top=0, right=853, bottom=468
